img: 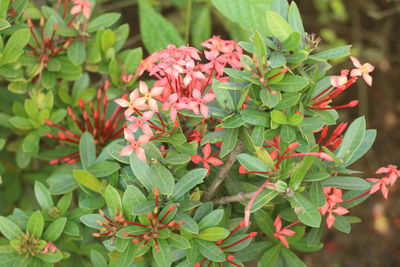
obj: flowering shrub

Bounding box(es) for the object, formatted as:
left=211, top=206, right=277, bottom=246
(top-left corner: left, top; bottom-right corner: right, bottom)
left=0, top=0, right=397, bottom=266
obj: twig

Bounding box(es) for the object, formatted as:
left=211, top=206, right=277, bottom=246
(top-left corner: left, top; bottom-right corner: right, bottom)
left=202, top=140, right=245, bottom=202
left=213, top=192, right=255, bottom=205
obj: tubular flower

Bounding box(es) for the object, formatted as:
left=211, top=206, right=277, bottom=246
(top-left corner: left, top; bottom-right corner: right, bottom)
left=121, top=129, right=150, bottom=161
left=375, top=164, right=400, bottom=186
left=191, top=143, right=223, bottom=175
left=115, top=88, right=147, bottom=117
left=316, top=123, right=348, bottom=151
left=137, top=81, right=164, bottom=112
left=319, top=187, right=349, bottom=228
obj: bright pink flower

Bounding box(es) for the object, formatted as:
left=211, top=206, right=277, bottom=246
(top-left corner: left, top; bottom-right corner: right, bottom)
left=191, top=143, right=223, bottom=175
left=273, top=216, right=296, bottom=248
left=71, top=0, right=92, bottom=19
left=120, top=129, right=150, bottom=161
left=323, top=206, right=350, bottom=229
left=42, top=242, right=57, bottom=253
left=188, top=89, right=216, bottom=118
left=367, top=177, right=391, bottom=199
left=350, top=56, right=375, bottom=86
left=376, top=164, right=400, bottom=186
left=115, top=89, right=147, bottom=117
left=127, top=111, right=154, bottom=137
left=137, top=81, right=164, bottom=111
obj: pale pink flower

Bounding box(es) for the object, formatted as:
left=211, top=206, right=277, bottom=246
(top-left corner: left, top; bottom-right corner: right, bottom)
left=42, top=242, right=57, bottom=253
left=183, top=61, right=206, bottom=87
left=114, top=89, right=147, bottom=117
left=137, top=81, right=164, bottom=111
left=161, top=93, right=187, bottom=122
left=349, top=56, right=375, bottom=86
left=367, top=177, right=391, bottom=199
left=273, top=216, right=295, bottom=248
left=71, top=0, right=92, bottom=19
left=376, top=164, right=400, bottom=186
left=188, top=89, right=215, bottom=118
left=127, top=111, right=154, bottom=137
left=121, top=129, right=150, bottom=161
left=330, top=69, right=349, bottom=87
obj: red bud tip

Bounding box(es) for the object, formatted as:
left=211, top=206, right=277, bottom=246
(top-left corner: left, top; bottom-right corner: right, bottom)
left=92, top=233, right=100, bottom=237
left=239, top=221, right=246, bottom=228
left=288, top=142, right=300, bottom=150
left=178, top=221, right=185, bottom=225
left=98, top=209, right=105, bottom=216
left=154, top=245, right=159, bottom=250
left=122, top=232, right=128, bottom=236
left=249, top=232, right=258, bottom=237
left=227, top=255, right=235, bottom=261
left=115, top=216, right=124, bottom=222
left=168, top=221, right=175, bottom=227
left=78, top=98, right=85, bottom=108
left=319, top=152, right=334, bottom=161
left=49, top=159, right=59, bottom=165
left=45, top=132, right=53, bottom=138
left=194, top=264, right=201, bottom=267
left=239, top=165, right=247, bottom=174
left=132, top=239, right=140, bottom=244
left=44, top=119, right=53, bottom=126
left=147, top=213, right=153, bottom=219
left=104, top=80, right=110, bottom=90
left=169, top=205, right=175, bottom=211
left=348, top=100, right=359, bottom=107
left=153, top=188, right=159, bottom=196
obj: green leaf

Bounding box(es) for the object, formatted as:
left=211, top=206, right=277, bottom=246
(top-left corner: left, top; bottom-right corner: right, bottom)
left=48, top=174, right=79, bottom=195
left=129, top=153, right=154, bottom=191
left=198, top=210, right=224, bottom=230
left=197, top=227, right=230, bottom=241
left=289, top=193, right=321, bottom=227
left=149, top=163, right=175, bottom=195
left=168, top=233, right=191, bottom=249
left=192, top=5, right=211, bottom=49
left=0, top=216, right=23, bottom=240
left=250, top=189, right=280, bottom=213
left=266, top=11, right=293, bottom=41
left=194, top=239, right=225, bottom=262
left=270, top=110, right=287, bottom=124
left=345, top=129, right=376, bottom=167
left=333, top=214, right=351, bottom=233
left=138, top=0, right=184, bottom=53
left=35, top=249, right=63, bottom=263
left=153, top=239, right=172, bottom=267
left=1, top=28, right=30, bottom=64
left=122, top=185, right=146, bottom=220
left=211, top=0, right=273, bottom=36
left=43, top=217, right=67, bottom=242
left=260, top=88, right=280, bottom=108
left=0, top=138, right=5, bottom=151
left=104, top=185, right=122, bottom=216
left=27, top=211, right=44, bottom=238
left=173, top=169, right=208, bottom=200
left=336, top=117, right=366, bottom=162
left=80, top=214, right=104, bottom=228
left=88, top=161, right=121, bottom=177
left=280, top=125, right=296, bottom=142
left=270, top=74, right=309, bottom=92
left=260, top=244, right=281, bottom=267
left=73, top=170, right=106, bottom=194
left=240, top=109, right=269, bottom=126
left=254, top=210, right=274, bottom=238
left=175, top=212, right=199, bottom=234
left=282, top=32, right=301, bottom=51
left=67, top=40, right=86, bottom=65
left=309, top=45, right=352, bottom=60
left=288, top=2, right=305, bottom=37
left=90, top=250, right=108, bottom=267
left=253, top=31, right=267, bottom=69
left=9, top=116, right=32, bottom=130
left=281, top=247, right=307, bottom=267
left=79, top=132, right=96, bottom=169
left=321, top=176, right=371, bottom=191
left=220, top=128, right=239, bottom=158
left=309, top=182, right=326, bottom=208
left=87, top=13, right=121, bottom=32
left=34, top=181, right=54, bottom=210
left=237, top=153, right=270, bottom=177
left=0, top=19, right=11, bottom=30
left=290, top=153, right=317, bottom=190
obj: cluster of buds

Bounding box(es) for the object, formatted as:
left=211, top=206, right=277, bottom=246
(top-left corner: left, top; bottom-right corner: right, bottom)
left=309, top=56, right=374, bottom=111
left=115, top=37, right=243, bottom=161
left=195, top=221, right=257, bottom=267
left=315, top=122, right=348, bottom=151
left=119, top=189, right=184, bottom=250
left=92, top=209, right=127, bottom=243
left=12, top=231, right=50, bottom=257
left=45, top=81, right=126, bottom=164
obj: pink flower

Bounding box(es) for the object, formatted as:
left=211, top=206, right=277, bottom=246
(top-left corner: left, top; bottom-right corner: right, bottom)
left=127, top=111, right=154, bottom=137
left=330, top=69, right=349, bottom=87
left=188, top=89, right=215, bottom=118
left=137, top=81, right=164, bottom=111
left=367, top=177, right=391, bottom=199
left=183, top=61, right=206, bottom=87
left=323, top=206, right=350, bottom=229
left=115, top=89, right=147, bottom=117
left=191, top=143, right=223, bottom=175
left=350, top=56, right=375, bottom=86
left=376, top=164, right=400, bottom=186
left=161, top=93, right=187, bottom=122
left=120, top=129, right=150, bottom=161
left=71, top=0, right=92, bottom=19
left=273, top=216, right=295, bottom=248
left=42, top=242, right=57, bottom=253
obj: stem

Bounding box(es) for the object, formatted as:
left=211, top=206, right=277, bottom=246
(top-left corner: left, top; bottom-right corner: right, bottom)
left=213, top=192, right=256, bottom=205
left=202, top=140, right=245, bottom=202
left=184, top=0, right=193, bottom=44
left=341, top=190, right=370, bottom=204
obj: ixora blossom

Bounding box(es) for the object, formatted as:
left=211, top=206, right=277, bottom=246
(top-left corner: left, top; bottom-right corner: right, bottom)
left=45, top=81, right=126, bottom=164
left=71, top=0, right=93, bottom=19
left=120, top=129, right=150, bottom=161
left=350, top=56, right=375, bottom=86
left=191, top=143, right=223, bottom=175
left=319, top=187, right=350, bottom=228
left=273, top=216, right=297, bottom=248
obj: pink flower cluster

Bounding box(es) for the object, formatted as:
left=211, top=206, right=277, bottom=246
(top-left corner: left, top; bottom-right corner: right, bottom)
left=319, top=187, right=349, bottom=228
left=367, top=164, right=400, bottom=199
left=115, top=37, right=243, bottom=161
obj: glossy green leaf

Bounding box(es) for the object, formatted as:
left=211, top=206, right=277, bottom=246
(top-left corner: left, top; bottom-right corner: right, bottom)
left=153, top=239, right=172, bottom=267
left=198, top=227, right=229, bottom=241
left=289, top=192, right=321, bottom=227
left=27, top=211, right=44, bottom=238
left=34, top=181, right=54, bottom=210
left=73, top=170, right=105, bottom=194
left=321, top=176, right=371, bottom=191
left=43, top=217, right=67, bottom=242
left=266, top=11, right=293, bottom=41
left=195, top=239, right=225, bottom=262
left=79, top=132, right=96, bottom=169
left=220, top=128, right=239, bottom=158
left=1, top=29, right=30, bottom=64
left=309, top=45, right=352, bottom=60
left=173, top=168, right=208, bottom=200
left=104, top=185, right=122, bottom=216
left=87, top=13, right=121, bottom=32
left=0, top=216, right=23, bottom=240
left=198, top=209, right=224, bottom=230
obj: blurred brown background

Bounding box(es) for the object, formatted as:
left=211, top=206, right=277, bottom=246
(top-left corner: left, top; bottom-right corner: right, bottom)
left=101, top=0, right=400, bottom=266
